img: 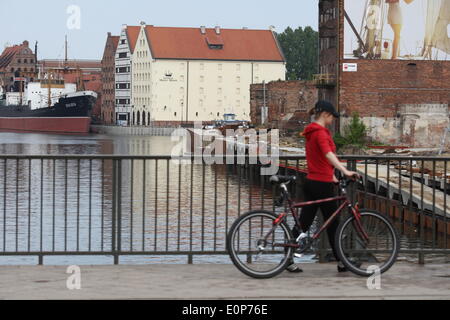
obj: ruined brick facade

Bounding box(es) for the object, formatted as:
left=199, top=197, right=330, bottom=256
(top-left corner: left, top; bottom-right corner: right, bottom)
left=250, top=80, right=318, bottom=130
left=318, top=0, right=450, bottom=147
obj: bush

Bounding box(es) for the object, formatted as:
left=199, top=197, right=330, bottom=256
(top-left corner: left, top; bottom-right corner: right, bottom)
left=334, top=113, right=367, bottom=151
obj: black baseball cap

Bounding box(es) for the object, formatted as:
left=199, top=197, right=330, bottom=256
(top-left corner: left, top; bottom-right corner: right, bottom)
left=314, top=100, right=340, bottom=118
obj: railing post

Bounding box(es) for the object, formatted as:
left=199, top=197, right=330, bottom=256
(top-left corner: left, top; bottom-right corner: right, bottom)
left=418, top=253, right=425, bottom=265
left=112, top=159, right=119, bottom=265
left=117, top=159, right=122, bottom=262
left=318, top=215, right=327, bottom=263
left=347, top=158, right=357, bottom=205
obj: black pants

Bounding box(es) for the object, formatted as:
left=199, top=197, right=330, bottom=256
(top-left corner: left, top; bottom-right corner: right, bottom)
left=293, top=179, right=340, bottom=261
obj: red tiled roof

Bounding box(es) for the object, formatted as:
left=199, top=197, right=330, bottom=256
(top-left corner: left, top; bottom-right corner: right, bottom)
left=111, top=36, right=120, bottom=52
left=144, top=26, right=285, bottom=62
left=0, top=45, right=24, bottom=69
left=126, top=26, right=141, bottom=53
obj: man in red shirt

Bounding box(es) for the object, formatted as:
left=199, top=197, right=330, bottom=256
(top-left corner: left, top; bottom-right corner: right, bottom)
left=286, top=101, right=359, bottom=273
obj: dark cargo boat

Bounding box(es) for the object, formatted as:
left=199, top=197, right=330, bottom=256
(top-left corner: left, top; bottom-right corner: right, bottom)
left=0, top=78, right=97, bottom=134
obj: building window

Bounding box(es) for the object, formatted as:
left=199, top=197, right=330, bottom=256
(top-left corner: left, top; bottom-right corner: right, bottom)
left=236, top=76, right=241, bottom=83
left=200, top=76, right=204, bottom=83
left=119, top=52, right=127, bottom=58
left=218, top=76, right=223, bottom=83
left=236, top=64, right=241, bottom=71
left=218, top=64, right=222, bottom=71
left=121, top=39, right=126, bottom=44
left=117, top=83, right=129, bottom=89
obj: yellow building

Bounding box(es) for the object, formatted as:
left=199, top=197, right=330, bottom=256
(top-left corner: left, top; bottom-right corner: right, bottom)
left=132, top=24, right=286, bottom=125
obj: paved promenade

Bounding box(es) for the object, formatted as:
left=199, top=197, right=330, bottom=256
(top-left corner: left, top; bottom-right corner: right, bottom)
left=0, top=262, right=449, bottom=300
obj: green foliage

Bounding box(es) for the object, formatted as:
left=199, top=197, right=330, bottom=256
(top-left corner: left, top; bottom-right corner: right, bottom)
left=334, top=113, right=368, bottom=150
left=276, top=26, right=319, bottom=81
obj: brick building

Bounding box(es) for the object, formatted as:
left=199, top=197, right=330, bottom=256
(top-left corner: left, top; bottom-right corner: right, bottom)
left=250, top=80, right=318, bottom=131
left=101, top=33, right=120, bottom=124
left=317, top=0, right=450, bottom=147
left=0, top=41, right=38, bottom=92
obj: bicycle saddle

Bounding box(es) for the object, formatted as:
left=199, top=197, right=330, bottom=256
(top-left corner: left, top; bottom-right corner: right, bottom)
left=270, top=175, right=296, bottom=184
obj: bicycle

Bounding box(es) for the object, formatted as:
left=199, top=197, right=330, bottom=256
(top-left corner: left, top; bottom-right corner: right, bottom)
left=226, top=174, right=400, bottom=278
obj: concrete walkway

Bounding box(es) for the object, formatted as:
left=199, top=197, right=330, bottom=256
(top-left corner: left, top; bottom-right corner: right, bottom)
left=0, top=262, right=449, bottom=300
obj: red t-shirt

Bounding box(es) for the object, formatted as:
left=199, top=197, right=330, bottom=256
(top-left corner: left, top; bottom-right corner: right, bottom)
left=303, top=122, right=337, bottom=183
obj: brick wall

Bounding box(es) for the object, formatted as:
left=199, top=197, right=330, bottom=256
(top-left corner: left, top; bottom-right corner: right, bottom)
left=250, top=80, right=318, bottom=130
left=101, top=33, right=119, bottom=125
left=316, top=0, right=450, bottom=147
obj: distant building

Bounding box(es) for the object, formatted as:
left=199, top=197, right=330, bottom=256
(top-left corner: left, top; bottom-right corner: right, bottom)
left=317, top=0, right=450, bottom=147
left=38, top=59, right=102, bottom=76
left=101, top=32, right=120, bottom=124
left=115, top=25, right=140, bottom=125
left=131, top=24, right=286, bottom=126
left=250, top=80, right=318, bottom=131
left=0, top=41, right=38, bottom=92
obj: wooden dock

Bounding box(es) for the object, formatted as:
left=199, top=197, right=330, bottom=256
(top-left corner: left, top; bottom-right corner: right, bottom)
left=356, top=164, right=450, bottom=218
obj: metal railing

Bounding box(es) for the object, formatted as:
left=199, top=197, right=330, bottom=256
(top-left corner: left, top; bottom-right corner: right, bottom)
left=0, top=155, right=448, bottom=265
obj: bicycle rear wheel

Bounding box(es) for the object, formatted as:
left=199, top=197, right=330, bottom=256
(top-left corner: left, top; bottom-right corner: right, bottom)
left=335, top=210, right=400, bottom=277
left=226, top=210, right=294, bottom=279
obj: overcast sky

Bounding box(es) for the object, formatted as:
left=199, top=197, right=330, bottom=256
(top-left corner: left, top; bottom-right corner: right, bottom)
left=0, top=0, right=318, bottom=60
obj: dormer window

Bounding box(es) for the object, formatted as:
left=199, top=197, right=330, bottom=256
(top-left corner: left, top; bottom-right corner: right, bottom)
left=206, top=34, right=224, bottom=50
left=208, top=44, right=223, bottom=50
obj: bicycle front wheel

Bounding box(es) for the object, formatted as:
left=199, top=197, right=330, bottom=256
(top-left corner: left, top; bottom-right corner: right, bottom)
left=226, top=210, right=294, bottom=279
left=336, top=210, right=400, bottom=277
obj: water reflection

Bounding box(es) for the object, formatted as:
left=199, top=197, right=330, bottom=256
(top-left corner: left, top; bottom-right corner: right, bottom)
left=0, top=132, right=278, bottom=265
left=0, top=132, right=447, bottom=265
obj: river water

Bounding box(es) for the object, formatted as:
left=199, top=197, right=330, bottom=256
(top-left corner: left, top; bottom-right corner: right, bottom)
left=0, top=132, right=314, bottom=266
left=0, top=132, right=446, bottom=266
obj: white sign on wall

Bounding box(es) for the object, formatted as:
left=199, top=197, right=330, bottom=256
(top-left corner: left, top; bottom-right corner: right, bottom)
left=343, top=63, right=358, bottom=72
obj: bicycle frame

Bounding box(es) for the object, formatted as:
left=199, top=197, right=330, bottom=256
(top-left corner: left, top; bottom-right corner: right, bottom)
left=268, top=186, right=370, bottom=249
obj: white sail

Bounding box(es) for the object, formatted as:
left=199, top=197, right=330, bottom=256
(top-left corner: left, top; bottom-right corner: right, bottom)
left=425, top=0, right=450, bottom=57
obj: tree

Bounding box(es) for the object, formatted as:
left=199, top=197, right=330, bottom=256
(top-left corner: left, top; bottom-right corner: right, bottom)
left=276, top=26, right=319, bottom=81
left=334, top=113, right=368, bottom=151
